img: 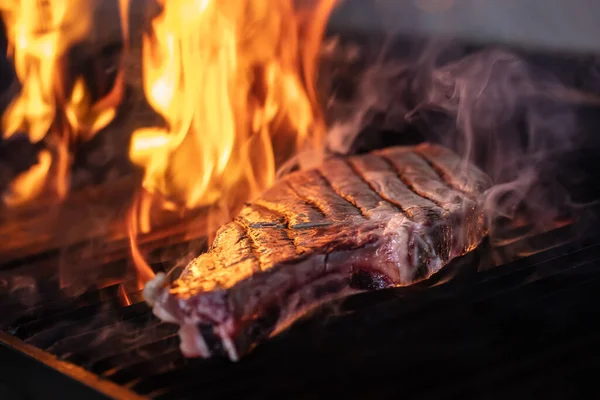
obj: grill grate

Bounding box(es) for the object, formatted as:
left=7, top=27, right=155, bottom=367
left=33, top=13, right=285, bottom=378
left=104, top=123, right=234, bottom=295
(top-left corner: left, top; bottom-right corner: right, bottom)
left=1, top=214, right=600, bottom=399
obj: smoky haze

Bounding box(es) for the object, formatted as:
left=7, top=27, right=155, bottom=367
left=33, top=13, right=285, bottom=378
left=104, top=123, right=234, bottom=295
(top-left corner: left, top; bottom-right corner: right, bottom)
left=321, top=33, right=600, bottom=259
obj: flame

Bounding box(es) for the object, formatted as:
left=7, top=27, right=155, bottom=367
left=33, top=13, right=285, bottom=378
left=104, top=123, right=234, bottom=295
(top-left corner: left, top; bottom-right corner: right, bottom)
left=3, top=148, right=52, bottom=206
left=0, top=0, right=125, bottom=206
left=127, top=0, right=336, bottom=285
left=127, top=190, right=157, bottom=289
left=118, top=283, right=132, bottom=306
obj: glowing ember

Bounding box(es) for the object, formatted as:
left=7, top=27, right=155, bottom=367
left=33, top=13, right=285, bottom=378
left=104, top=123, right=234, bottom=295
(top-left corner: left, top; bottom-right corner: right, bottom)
left=0, top=0, right=125, bottom=206
left=127, top=0, right=337, bottom=284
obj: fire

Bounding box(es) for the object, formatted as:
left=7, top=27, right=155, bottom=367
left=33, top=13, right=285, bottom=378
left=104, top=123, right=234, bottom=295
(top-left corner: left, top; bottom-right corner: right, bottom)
left=118, top=283, right=132, bottom=306
left=127, top=190, right=156, bottom=289
left=3, top=148, right=52, bottom=206
left=128, top=0, right=337, bottom=284
left=0, top=0, right=336, bottom=288
left=0, top=0, right=125, bottom=206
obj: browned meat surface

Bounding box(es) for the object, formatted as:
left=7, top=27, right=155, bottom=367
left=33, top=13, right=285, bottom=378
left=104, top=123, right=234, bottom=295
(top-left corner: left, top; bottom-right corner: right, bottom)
left=143, top=143, right=492, bottom=360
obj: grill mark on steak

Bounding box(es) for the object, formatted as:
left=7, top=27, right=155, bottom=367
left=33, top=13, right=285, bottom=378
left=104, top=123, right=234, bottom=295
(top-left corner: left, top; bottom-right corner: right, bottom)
left=146, top=143, right=492, bottom=361
left=284, top=181, right=331, bottom=229
left=238, top=202, right=286, bottom=228
left=377, top=153, right=445, bottom=209
left=344, top=158, right=407, bottom=216
left=247, top=203, right=298, bottom=251
left=313, top=168, right=369, bottom=219
left=286, top=170, right=365, bottom=223
left=256, top=183, right=331, bottom=230
left=412, top=151, right=472, bottom=199
left=378, top=151, right=474, bottom=215
left=244, top=204, right=320, bottom=257
left=232, top=220, right=262, bottom=272
left=235, top=215, right=299, bottom=271
left=318, top=158, right=398, bottom=219
left=413, top=143, right=492, bottom=199
left=284, top=180, right=327, bottom=218
left=348, top=154, right=443, bottom=223
left=210, top=223, right=254, bottom=270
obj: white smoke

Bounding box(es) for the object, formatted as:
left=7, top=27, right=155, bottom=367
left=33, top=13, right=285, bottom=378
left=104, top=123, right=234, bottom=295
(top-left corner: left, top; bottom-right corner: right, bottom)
left=321, top=37, right=600, bottom=258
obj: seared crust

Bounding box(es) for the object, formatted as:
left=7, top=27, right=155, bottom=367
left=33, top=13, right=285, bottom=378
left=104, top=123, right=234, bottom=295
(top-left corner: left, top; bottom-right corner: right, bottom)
left=145, top=143, right=492, bottom=360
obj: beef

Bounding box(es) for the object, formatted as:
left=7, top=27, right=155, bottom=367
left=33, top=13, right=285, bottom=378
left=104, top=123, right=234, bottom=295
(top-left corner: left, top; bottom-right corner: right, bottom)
left=143, top=143, right=492, bottom=361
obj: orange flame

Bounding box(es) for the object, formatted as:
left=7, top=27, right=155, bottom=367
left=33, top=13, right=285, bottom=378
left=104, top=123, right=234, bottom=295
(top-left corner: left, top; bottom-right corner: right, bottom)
left=127, top=190, right=157, bottom=289
left=118, top=283, right=132, bottom=306
left=3, top=148, right=52, bottom=206
left=127, top=0, right=337, bottom=285
left=0, top=0, right=125, bottom=206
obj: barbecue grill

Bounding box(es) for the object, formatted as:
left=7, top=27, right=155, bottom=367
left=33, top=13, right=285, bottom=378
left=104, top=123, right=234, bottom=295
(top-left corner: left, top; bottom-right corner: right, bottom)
left=2, top=1, right=600, bottom=399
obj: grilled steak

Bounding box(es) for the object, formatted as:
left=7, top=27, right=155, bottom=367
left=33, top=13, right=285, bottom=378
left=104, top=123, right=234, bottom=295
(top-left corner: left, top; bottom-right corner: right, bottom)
left=144, top=143, right=492, bottom=360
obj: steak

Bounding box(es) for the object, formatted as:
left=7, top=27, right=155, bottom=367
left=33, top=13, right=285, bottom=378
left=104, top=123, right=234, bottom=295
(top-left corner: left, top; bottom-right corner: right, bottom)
left=143, top=143, right=492, bottom=360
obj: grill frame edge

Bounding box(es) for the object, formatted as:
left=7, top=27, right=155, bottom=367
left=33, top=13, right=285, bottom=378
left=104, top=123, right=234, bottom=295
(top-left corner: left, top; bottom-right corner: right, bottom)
left=0, top=330, right=145, bottom=400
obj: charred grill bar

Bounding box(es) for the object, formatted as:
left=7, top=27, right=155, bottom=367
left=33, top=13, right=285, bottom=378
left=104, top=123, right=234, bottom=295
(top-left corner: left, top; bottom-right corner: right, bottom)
left=2, top=1, right=600, bottom=399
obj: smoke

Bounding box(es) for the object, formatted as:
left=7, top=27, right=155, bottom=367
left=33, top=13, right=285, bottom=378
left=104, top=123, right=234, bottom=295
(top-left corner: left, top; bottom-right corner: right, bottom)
left=323, top=37, right=600, bottom=260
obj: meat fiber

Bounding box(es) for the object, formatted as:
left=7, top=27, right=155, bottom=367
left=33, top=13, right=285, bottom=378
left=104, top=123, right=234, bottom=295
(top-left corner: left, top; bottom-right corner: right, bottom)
left=143, top=143, right=492, bottom=360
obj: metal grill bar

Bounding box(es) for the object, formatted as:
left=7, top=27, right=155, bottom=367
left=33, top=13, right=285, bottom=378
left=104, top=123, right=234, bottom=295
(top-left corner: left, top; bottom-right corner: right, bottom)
left=0, top=330, right=144, bottom=400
